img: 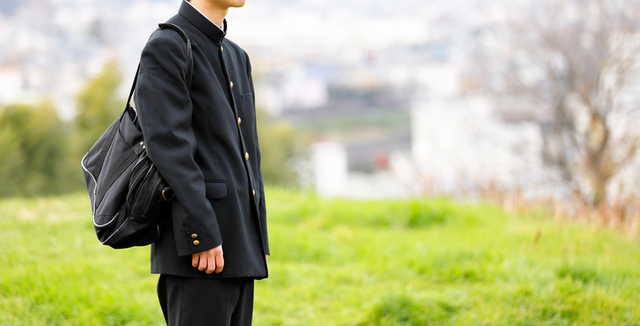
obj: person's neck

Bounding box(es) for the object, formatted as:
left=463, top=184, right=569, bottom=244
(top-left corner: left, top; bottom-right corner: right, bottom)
left=189, top=0, right=227, bottom=28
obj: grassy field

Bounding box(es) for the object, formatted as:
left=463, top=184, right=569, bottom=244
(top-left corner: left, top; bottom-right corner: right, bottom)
left=1, top=190, right=640, bottom=325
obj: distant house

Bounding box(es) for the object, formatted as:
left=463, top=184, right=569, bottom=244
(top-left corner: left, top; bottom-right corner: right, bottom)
left=409, top=58, right=566, bottom=198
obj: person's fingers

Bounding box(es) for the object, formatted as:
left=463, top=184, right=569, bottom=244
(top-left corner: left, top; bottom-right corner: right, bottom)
left=215, top=254, right=224, bottom=274
left=198, top=253, right=207, bottom=271
left=205, top=253, right=216, bottom=274
left=205, top=255, right=215, bottom=274
left=192, top=253, right=199, bottom=268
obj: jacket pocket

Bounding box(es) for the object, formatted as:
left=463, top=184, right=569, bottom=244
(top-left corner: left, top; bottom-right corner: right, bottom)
left=205, top=181, right=227, bottom=199
left=241, top=92, right=253, bottom=109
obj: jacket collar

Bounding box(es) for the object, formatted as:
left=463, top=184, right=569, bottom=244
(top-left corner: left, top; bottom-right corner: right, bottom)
left=179, top=1, right=227, bottom=43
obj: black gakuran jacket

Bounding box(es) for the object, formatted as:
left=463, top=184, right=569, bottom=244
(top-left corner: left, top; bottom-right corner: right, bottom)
left=134, top=1, right=269, bottom=279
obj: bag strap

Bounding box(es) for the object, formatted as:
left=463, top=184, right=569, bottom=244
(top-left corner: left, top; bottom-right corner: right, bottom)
left=158, top=23, right=194, bottom=89
left=126, top=23, right=194, bottom=108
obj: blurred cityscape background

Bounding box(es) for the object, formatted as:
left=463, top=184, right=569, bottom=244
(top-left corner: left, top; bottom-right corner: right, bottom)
left=5, top=2, right=640, bottom=324
left=2, top=0, right=640, bottom=222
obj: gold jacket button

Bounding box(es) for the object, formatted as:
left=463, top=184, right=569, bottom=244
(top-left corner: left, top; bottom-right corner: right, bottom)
left=193, top=240, right=200, bottom=246
left=221, top=46, right=224, bottom=52
left=230, top=81, right=234, bottom=89
left=191, top=233, right=198, bottom=239
left=245, top=152, right=249, bottom=160
left=252, top=189, right=256, bottom=196
left=237, top=117, right=242, bottom=125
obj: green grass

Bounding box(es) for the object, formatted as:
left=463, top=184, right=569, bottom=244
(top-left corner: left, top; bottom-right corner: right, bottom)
left=1, top=190, right=640, bottom=325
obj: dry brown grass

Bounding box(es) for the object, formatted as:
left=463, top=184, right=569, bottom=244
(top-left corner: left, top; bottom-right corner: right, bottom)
left=477, top=183, right=640, bottom=239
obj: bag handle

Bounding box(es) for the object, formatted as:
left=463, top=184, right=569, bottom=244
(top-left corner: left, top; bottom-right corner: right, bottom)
left=126, top=23, right=195, bottom=109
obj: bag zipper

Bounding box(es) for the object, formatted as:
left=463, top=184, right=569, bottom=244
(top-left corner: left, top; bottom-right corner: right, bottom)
left=139, top=165, right=164, bottom=220
left=95, top=150, right=138, bottom=208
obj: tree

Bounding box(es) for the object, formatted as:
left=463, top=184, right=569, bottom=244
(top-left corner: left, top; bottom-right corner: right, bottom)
left=0, top=59, right=125, bottom=197
left=74, top=58, right=124, bottom=154
left=0, top=101, right=69, bottom=196
left=256, top=108, right=300, bottom=186
left=483, top=0, right=640, bottom=206
left=0, top=120, right=26, bottom=196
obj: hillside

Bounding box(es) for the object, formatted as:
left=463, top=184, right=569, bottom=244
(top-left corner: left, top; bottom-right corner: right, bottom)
left=1, top=191, right=639, bottom=325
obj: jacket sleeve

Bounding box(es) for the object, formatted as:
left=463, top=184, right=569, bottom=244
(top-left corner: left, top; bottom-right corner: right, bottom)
left=246, top=53, right=270, bottom=255
left=135, top=30, right=223, bottom=256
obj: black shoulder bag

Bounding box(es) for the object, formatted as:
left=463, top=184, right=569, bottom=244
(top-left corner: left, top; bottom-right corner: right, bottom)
left=81, top=23, right=193, bottom=249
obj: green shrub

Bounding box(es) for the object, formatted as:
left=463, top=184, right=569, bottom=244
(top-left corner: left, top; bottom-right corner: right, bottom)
left=360, top=294, right=459, bottom=326
left=557, top=262, right=599, bottom=284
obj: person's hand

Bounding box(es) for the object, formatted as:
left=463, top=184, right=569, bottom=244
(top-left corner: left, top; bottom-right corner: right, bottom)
left=266, top=254, right=269, bottom=262
left=192, top=245, right=224, bottom=274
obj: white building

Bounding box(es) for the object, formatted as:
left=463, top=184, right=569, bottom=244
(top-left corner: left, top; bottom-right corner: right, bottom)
left=411, top=91, right=558, bottom=197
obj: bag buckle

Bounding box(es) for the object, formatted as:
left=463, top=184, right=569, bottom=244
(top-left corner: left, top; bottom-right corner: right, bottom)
left=161, top=187, right=175, bottom=201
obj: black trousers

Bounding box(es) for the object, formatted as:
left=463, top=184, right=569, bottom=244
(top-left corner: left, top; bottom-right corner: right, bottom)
left=157, top=275, right=254, bottom=326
